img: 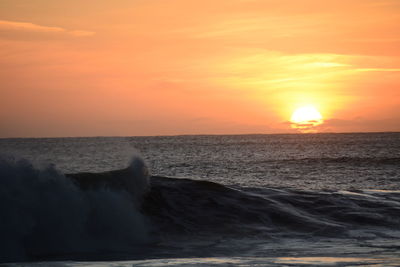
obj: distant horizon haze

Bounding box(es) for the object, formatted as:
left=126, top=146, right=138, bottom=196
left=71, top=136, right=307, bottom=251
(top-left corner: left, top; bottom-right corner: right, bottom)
left=1, top=130, right=400, bottom=140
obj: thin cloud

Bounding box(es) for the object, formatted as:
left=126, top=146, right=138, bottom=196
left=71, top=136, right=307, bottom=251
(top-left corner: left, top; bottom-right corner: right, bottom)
left=355, top=68, right=400, bottom=72
left=0, top=20, right=95, bottom=37
left=315, top=117, right=400, bottom=133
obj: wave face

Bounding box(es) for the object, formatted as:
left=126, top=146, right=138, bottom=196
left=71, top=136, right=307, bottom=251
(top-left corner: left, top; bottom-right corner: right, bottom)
left=144, top=176, right=400, bottom=237
left=0, top=157, right=150, bottom=263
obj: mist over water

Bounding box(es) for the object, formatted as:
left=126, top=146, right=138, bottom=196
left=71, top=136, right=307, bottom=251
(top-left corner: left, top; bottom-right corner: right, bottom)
left=1, top=133, right=400, bottom=265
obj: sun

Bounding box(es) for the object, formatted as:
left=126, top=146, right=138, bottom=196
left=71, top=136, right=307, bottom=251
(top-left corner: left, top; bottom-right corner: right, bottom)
left=290, top=105, right=323, bottom=131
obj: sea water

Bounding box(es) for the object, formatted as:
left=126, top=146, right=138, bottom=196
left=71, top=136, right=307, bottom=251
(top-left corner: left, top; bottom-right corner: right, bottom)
left=1, top=133, right=400, bottom=266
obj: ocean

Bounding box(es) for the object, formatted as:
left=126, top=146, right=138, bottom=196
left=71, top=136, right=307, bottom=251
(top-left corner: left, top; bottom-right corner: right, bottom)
left=1, top=132, right=400, bottom=266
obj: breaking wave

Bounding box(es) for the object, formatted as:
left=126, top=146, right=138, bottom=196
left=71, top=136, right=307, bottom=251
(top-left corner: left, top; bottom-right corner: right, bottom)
left=1, top=156, right=400, bottom=263
left=0, top=156, right=150, bottom=263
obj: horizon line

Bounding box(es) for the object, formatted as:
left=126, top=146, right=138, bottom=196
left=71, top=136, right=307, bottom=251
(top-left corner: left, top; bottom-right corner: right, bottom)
left=1, top=131, right=399, bottom=139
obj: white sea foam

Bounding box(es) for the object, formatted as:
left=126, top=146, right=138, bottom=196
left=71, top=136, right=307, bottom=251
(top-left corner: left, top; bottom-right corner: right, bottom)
left=126, top=156, right=150, bottom=201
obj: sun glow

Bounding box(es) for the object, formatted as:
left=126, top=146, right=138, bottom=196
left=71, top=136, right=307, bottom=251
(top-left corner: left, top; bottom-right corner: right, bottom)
left=290, top=105, right=323, bottom=132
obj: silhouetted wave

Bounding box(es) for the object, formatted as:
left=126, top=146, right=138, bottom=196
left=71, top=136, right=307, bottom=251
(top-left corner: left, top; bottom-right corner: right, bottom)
left=1, top=156, right=400, bottom=263
left=0, top=156, right=150, bottom=263
left=142, top=176, right=400, bottom=236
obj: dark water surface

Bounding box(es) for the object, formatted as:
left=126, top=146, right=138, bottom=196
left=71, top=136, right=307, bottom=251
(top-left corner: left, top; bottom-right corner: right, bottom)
left=1, top=133, right=400, bottom=266
left=2, top=132, right=400, bottom=190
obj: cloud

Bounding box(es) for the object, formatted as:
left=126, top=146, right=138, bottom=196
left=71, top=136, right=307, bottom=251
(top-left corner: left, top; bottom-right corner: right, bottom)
left=0, top=20, right=95, bottom=38
left=0, top=20, right=65, bottom=33
left=316, top=117, right=400, bottom=133
left=355, top=68, right=400, bottom=72
left=282, top=116, right=400, bottom=133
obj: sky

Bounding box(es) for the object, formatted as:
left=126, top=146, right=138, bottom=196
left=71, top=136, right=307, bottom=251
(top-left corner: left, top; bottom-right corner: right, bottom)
left=0, top=0, right=399, bottom=137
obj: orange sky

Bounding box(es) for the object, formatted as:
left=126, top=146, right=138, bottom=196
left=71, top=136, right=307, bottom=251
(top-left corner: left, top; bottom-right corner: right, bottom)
left=0, top=0, right=399, bottom=137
